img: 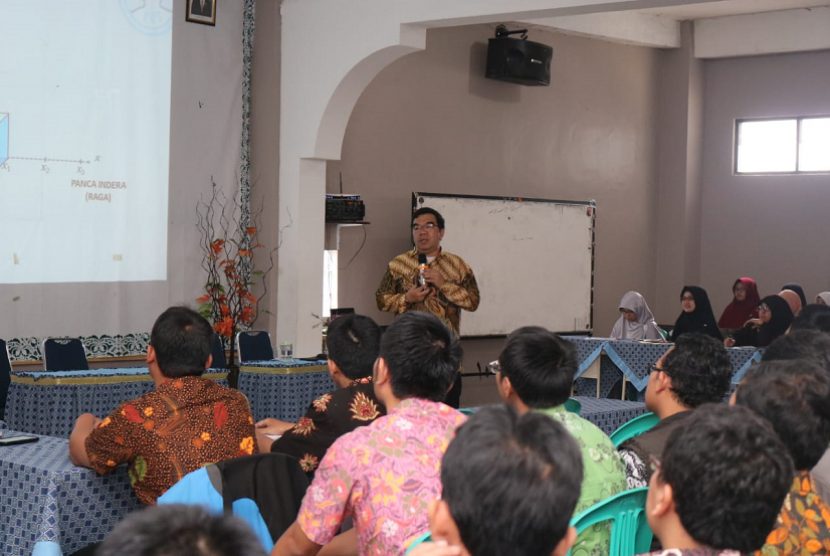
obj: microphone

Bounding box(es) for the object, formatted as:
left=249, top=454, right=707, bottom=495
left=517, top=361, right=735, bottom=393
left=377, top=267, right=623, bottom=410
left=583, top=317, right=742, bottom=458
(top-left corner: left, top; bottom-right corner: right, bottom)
left=418, top=253, right=428, bottom=287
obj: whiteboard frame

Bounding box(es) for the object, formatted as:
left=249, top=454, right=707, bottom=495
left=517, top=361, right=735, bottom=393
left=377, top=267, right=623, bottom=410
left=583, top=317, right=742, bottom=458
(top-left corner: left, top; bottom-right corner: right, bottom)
left=412, top=192, right=596, bottom=338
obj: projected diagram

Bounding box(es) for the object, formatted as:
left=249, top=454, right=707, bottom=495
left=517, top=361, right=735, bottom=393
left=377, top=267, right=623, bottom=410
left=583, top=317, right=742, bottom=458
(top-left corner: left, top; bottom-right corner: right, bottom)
left=0, top=113, right=99, bottom=175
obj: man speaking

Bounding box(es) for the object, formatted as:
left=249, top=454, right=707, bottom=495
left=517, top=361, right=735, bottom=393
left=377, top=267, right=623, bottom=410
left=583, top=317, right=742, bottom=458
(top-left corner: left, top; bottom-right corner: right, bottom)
left=376, top=207, right=479, bottom=406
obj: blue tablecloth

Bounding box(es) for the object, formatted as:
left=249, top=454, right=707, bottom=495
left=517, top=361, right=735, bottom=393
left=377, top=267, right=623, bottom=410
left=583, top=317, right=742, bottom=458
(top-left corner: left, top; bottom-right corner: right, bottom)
left=565, top=338, right=764, bottom=398
left=466, top=398, right=647, bottom=436
left=573, top=396, right=648, bottom=435
left=0, top=430, right=141, bottom=555
left=237, top=360, right=335, bottom=423
left=5, top=367, right=229, bottom=438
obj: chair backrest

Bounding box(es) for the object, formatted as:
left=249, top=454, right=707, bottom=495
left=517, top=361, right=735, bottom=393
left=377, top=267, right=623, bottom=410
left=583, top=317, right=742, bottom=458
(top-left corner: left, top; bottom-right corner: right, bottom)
left=609, top=412, right=660, bottom=448
left=0, top=339, right=10, bottom=420
left=568, top=488, right=652, bottom=556
left=211, top=333, right=228, bottom=369
left=564, top=397, right=582, bottom=415
left=159, top=453, right=309, bottom=552
left=236, top=330, right=274, bottom=363
left=42, top=338, right=89, bottom=371
left=405, top=532, right=433, bottom=555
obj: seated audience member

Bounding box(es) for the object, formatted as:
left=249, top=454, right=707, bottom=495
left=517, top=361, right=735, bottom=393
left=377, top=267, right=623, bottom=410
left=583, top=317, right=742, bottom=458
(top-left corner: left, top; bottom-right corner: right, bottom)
left=760, top=331, right=830, bottom=503
left=725, top=295, right=793, bottom=348
left=790, top=303, right=830, bottom=334
left=496, top=326, right=626, bottom=554
left=816, top=292, right=830, bottom=306
left=611, top=291, right=663, bottom=340
left=734, top=361, right=830, bottom=555
left=255, top=314, right=385, bottom=475
left=619, top=333, right=732, bottom=488
left=781, top=283, right=808, bottom=310
left=670, top=286, right=723, bottom=342
left=272, top=312, right=466, bottom=556
left=717, top=277, right=761, bottom=330
left=69, top=307, right=257, bottom=505
left=778, top=289, right=803, bottom=318
left=97, top=504, right=267, bottom=556
left=409, top=406, right=583, bottom=556
left=642, top=404, right=793, bottom=556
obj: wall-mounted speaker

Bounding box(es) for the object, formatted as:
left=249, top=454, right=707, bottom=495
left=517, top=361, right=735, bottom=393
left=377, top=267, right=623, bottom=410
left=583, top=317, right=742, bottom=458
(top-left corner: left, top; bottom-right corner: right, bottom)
left=485, top=38, right=553, bottom=87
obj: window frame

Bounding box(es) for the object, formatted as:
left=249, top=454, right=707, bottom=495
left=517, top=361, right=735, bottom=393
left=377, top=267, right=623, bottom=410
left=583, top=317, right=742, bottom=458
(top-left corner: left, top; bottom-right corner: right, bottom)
left=734, top=115, right=830, bottom=176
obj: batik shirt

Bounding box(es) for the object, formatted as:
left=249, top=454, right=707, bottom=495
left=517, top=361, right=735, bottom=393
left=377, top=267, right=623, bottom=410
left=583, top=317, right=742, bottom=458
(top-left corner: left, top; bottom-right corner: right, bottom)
left=297, top=398, right=466, bottom=555
left=271, top=377, right=385, bottom=476
left=757, top=471, right=830, bottom=555
left=540, top=406, right=627, bottom=556
left=642, top=550, right=743, bottom=556
left=376, top=248, right=479, bottom=337
left=85, top=376, right=257, bottom=505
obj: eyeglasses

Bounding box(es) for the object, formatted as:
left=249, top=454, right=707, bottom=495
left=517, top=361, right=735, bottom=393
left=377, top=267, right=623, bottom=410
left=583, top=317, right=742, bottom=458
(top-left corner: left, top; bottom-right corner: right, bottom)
left=487, top=360, right=500, bottom=374
left=734, top=287, right=746, bottom=293
left=649, top=363, right=662, bottom=374
left=412, top=223, right=438, bottom=233
left=649, top=454, right=662, bottom=475
left=681, top=296, right=695, bottom=302
left=758, top=304, right=771, bottom=312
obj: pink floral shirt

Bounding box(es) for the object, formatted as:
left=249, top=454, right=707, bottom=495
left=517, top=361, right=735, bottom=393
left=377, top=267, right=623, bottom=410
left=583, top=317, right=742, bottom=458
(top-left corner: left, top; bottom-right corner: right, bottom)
left=297, top=397, right=466, bottom=555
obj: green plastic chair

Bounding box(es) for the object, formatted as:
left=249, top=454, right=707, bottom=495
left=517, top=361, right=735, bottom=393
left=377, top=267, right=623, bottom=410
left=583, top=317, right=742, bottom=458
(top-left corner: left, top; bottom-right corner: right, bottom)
left=609, top=412, right=660, bottom=448
left=564, top=397, right=582, bottom=415
left=405, top=532, right=432, bottom=554
left=568, top=488, right=652, bottom=556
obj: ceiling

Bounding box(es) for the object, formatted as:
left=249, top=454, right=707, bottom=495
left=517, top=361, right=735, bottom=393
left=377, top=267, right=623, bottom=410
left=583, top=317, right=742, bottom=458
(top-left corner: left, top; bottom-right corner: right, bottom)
left=635, top=0, right=830, bottom=21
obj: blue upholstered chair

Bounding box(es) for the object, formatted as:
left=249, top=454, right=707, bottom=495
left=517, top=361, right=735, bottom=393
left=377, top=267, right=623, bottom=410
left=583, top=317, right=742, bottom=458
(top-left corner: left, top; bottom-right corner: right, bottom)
left=42, top=338, right=89, bottom=371
left=236, top=330, right=274, bottom=363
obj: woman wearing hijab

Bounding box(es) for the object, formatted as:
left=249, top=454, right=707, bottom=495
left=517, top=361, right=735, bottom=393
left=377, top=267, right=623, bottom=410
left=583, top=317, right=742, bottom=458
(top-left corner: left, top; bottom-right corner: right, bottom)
left=816, top=292, right=830, bottom=306
left=781, top=283, right=808, bottom=309
left=778, top=289, right=803, bottom=317
left=670, top=286, right=723, bottom=342
left=610, top=291, right=663, bottom=340
left=718, top=277, right=761, bottom=330
left=725, top=294, right=794, bottom=348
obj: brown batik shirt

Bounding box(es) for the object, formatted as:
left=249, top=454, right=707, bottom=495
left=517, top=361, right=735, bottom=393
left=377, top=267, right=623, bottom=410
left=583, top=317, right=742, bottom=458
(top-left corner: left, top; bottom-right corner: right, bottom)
left=375, top=248, right=480, bottom=337
left=271, top=377, right=384, bottom=475
left=85, top=375, right=257, bottom=505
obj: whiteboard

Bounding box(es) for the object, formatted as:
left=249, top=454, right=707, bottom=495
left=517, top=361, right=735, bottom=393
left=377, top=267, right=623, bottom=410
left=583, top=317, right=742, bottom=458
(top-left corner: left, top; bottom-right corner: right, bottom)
left=413, top=193, right=595, bottom=336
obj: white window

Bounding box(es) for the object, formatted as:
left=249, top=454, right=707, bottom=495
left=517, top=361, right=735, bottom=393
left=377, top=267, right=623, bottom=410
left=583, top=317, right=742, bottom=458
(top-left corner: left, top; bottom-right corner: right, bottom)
left=735, top=117, right=830, bottom=174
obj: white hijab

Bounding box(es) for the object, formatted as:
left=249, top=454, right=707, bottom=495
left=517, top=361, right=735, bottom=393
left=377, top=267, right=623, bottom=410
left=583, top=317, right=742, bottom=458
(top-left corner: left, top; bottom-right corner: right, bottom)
left=610, top=291, right=662, bottom=340
left=817, top=292, right=830, bottom=306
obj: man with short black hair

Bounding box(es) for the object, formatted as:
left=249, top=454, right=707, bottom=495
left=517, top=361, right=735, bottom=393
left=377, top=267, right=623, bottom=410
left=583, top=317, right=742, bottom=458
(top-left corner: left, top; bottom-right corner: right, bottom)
left=734, top=361, right=830, bottom=554
left=255, top=314, right=385, bottom=475
left=619, top=333, right=732, bottom=488
left=790, top=303, right=830, bottom=334
left=97, top=504, right=266, bottom=556
left=273, top=312, right=466, bottom=556
left=495, top=326, right=626, bottom=554
left=761, top=330, right=830, bottom=506
left=69, top=307, right=257, bottom=504
left=643, top=404, right=793, bottom=555
left=376, top=207, right=479, bottom=407
left=410, top=405, right=582, bottom=556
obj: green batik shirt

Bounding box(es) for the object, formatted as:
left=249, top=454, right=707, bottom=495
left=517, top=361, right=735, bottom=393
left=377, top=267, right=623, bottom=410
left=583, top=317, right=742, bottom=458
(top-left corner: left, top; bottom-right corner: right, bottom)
left=538, top=405, right=628, bottom=556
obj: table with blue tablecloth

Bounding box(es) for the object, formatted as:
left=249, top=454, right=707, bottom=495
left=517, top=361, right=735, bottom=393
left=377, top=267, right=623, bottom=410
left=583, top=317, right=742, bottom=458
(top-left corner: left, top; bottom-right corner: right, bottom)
left=5, top=367, right=229, bottom=438
left=0, top=425, right=141, bottom=555
left=565, top=337, right=763, bottom=399
left=237, top=360, right=334, bottom=423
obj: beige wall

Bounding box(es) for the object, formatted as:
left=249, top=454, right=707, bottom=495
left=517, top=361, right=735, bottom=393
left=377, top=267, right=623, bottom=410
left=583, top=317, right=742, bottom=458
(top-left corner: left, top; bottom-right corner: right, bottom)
left=324, top=24, right=661, bottom=385
left=700, top=49, right=830, bottom=316
left=249, top=1, right=281, bottom=336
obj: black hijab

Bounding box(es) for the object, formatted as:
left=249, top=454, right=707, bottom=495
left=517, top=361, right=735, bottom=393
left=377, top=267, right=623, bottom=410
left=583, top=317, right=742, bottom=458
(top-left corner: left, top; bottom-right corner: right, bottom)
left=757, top=294, right=795, bottom=347
left=782, top=283, right=808, bottom=309
left=671, top=286, right=723, bottom=342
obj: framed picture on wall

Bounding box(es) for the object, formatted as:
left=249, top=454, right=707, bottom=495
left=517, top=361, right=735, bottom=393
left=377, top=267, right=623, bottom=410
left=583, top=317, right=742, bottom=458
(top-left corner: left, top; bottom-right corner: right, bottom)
left=186, top=0, right=216, bottom=26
